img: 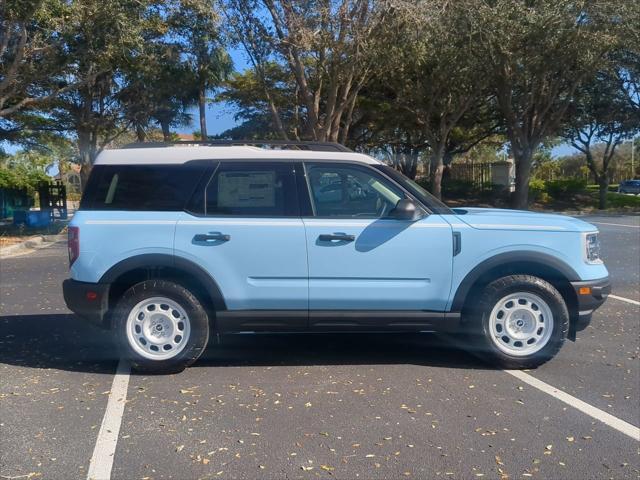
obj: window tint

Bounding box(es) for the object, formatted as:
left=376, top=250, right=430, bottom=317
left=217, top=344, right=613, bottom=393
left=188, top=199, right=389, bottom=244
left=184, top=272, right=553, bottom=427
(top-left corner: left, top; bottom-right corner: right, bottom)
left=305, top=163, right=405, bottom=218
left=81, top=164, right=206, bottom=211
left=204, top=162, right=298, bottom=217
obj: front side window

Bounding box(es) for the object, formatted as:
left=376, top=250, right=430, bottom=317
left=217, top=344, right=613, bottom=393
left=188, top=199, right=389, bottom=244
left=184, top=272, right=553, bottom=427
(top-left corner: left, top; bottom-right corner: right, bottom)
left=204, top=162, right=298, bottom=217
left=305, top=163, right=406, bottom=218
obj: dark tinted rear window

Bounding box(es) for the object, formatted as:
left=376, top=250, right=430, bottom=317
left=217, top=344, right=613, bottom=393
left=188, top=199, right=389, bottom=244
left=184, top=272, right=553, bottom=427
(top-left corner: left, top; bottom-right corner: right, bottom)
left=81, top=164, right=206, bottom=211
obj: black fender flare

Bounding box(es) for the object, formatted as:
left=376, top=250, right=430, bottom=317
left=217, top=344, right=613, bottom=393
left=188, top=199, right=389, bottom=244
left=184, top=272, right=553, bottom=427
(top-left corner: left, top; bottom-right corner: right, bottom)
left=99, top=253, right=227, bottom=310
left=450, top=251, right=580, bottom=312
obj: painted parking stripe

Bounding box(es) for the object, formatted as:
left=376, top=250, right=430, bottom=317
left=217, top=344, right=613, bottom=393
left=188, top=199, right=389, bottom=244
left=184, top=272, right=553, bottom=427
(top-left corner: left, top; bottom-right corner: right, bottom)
left=87, top=360, right=131, bottom=480
left=505, top=370, right=640, bottom=441
left=589, top=221, right=640, bottom=228
left=609, top=294, right=640, bottom=306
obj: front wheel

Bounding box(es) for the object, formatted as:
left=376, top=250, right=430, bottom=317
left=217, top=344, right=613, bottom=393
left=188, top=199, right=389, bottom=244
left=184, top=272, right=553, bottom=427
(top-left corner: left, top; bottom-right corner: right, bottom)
left=113, top=280, right=210, bottom=373
left=470, top=275, right=569, bottom=369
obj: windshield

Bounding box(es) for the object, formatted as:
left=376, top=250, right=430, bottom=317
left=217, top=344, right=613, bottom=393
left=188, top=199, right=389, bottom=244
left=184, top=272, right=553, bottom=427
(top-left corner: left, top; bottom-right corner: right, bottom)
left=375, top=165, right=453, bottom=215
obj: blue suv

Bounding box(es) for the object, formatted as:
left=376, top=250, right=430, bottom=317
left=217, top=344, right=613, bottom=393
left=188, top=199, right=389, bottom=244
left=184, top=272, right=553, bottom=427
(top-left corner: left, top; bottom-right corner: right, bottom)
left=63, top=141, right=610, bottom=373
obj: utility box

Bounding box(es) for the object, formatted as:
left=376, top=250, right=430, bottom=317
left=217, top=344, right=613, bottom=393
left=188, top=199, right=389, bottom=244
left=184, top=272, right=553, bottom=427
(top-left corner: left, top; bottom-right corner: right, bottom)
left=491, top=159, right=516, bottom=192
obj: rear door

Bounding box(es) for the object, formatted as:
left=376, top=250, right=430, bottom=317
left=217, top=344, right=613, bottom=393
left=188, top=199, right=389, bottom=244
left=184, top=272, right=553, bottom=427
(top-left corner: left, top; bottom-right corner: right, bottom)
left=174, top=161, right=308, bottom=328
left=301, top=162, right=453, bottom=321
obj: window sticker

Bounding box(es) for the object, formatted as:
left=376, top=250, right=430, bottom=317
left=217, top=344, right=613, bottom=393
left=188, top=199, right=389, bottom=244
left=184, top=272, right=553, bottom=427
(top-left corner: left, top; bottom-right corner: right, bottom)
left=217, top=171, right=276, bottom=208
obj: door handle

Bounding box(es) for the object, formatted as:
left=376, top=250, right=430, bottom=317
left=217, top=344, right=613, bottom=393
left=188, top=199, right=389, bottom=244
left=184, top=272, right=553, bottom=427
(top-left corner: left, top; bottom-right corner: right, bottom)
left=193, top=232, right=230, bottom=242
left=318, top=233, right=356, bottom=242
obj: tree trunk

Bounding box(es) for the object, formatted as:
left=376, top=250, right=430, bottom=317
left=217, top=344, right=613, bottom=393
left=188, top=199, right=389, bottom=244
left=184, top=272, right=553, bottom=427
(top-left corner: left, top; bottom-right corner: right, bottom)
left=160, top=121, right=171, bottom=142
left=429, top=146, right=446, bottom=200
left=77, top=129, right=95, bottom=191
left=598, top=175, right=608, bottom=210
left=397, top=150, right=418, bottom=179
left=511, top=148, right=534, bottom=209
left=136, top=124, right=146, bottom=142
left=199, top=87, right=207, bottom=140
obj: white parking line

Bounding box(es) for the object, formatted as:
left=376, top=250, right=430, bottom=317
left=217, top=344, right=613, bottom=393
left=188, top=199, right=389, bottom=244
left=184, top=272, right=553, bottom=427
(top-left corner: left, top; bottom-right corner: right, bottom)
left=87, top=360, right=131, bottom=480
left=505, top=370, right=640, bottom=441
left=609, top=294, right=640, bottom=306
left=590, top=221, right=640, bottom=228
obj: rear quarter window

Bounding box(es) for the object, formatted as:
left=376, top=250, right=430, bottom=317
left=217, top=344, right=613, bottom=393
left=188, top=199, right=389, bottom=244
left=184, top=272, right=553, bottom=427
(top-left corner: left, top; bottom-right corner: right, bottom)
left=80, top=163, right=207, bottom=211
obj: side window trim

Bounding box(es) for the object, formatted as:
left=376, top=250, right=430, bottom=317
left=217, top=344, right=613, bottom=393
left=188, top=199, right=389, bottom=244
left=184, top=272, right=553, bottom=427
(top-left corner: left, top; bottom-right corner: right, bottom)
left=203, top=162, right=221, bottom=216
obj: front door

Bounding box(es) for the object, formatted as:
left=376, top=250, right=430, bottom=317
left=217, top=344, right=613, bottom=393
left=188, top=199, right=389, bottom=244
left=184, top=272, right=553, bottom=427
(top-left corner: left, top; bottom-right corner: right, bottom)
left=174, top=162, right=308, bottom=329
left=301, top=162, right=453, bottom=322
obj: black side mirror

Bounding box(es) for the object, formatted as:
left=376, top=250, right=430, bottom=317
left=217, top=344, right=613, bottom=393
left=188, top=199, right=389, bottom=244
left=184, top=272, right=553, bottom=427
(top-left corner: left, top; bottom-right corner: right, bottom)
left=391, top=199, right=424, bottom=221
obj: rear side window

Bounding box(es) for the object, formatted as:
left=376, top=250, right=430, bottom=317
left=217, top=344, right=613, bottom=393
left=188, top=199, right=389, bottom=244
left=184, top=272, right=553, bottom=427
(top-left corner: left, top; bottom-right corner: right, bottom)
left=81, top=164, right=206, bottom=211
left=204, top=162, right=298, bottom=217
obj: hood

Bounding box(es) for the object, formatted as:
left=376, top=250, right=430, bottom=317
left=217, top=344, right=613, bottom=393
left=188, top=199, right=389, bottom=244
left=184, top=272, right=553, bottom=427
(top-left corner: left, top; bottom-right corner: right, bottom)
left=452, top=207, right=597, bottom=233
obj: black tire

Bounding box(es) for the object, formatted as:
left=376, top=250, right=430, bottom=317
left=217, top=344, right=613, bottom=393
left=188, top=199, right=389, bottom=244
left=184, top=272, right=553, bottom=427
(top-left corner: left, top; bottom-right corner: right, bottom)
left=112, top=280, right=210, bottom=374
left=467, top=275, right=569, bottom=369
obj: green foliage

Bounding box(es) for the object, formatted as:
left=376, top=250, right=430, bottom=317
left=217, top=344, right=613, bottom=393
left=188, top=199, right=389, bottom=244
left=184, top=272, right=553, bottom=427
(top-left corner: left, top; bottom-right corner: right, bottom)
left=603, top=192, right=640, bottom=209
left=0, top=166, right=50, bottom=193
left=528, top=179, right=546, bottom=202
left=544, top=179, right=588, bottom=198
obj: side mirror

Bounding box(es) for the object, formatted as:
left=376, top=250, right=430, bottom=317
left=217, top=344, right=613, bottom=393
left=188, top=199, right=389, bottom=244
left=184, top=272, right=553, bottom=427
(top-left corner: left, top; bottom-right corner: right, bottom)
left=390, top=198, right=424, bottom=221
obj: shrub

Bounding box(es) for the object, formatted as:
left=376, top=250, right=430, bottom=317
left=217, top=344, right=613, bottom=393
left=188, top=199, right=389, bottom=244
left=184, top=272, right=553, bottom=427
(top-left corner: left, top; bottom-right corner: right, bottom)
left=528, top=178, right=546, bottom=202
left=604, top=192, right=640, bottom=209
left=442, top=179, right=477, bottom=197
left=544, top=178, right=587, bottom=198
left=0, top=166, right=50, bottom=193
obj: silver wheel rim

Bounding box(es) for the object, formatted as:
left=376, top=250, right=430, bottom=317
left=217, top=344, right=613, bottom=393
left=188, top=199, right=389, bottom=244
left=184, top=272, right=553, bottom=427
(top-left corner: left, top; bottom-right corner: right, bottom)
left=488, top=292, right=554, bottom=356
left=125, top=296, right=191, bottom=360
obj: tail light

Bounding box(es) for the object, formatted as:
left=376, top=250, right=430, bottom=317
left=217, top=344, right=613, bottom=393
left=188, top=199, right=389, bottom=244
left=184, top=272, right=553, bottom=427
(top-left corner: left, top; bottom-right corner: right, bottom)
left=68, top=226, right=79, bottom=267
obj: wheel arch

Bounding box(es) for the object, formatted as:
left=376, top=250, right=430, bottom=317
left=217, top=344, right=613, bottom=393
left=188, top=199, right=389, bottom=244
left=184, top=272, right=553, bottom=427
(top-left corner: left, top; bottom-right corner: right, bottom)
left=100, top=254, right=226, bottom=327
left=451, top=252, right=579, bottom=324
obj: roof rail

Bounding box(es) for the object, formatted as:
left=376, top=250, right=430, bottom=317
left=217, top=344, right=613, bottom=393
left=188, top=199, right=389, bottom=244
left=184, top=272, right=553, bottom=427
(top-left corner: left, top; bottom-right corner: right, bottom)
left=122, top=140, right=352, bottom=152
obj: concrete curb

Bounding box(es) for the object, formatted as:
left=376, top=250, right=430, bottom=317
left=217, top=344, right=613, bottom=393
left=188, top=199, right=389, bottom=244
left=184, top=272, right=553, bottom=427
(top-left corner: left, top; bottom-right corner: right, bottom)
left=0, top=234, right=66, bottom=258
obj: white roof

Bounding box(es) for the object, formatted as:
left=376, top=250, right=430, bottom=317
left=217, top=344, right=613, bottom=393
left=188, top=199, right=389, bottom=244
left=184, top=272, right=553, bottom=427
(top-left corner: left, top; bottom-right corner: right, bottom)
left=95, top=146, right=382, bottom=166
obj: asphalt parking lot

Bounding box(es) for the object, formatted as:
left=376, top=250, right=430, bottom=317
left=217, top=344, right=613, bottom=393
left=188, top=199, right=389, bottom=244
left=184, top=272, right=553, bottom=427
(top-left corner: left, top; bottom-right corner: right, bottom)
left=1, top=214, right=638, bottom=480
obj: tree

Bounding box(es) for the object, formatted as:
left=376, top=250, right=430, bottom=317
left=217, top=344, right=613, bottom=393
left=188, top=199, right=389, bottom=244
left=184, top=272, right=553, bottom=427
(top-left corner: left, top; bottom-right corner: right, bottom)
left=43, top=0, right=171, bottom=182
left=224, top=0, right=383, bottom=142
left=119, top=43, right=194, bottom=142
left=464, top=0, right=630, bottom=209
left=563, top=72, right=639, bottom=209
left=216, top=62, right=299, bottom=139
left=0, top=0, right=82, bottom=118
left=172, top=0, right=232, bottom=139
left=376, top=1, right=494, bottom=197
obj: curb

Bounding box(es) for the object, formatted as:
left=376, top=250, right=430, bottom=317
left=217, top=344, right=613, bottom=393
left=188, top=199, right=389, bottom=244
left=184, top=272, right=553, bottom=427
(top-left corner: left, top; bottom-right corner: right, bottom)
left=0, top=234, right=66, bottom=257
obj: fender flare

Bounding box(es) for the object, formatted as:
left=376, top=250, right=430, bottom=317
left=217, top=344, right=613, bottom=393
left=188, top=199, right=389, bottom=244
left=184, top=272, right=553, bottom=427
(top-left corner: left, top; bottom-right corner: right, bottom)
left=99, top=253, right=227, bottom=310
left=450, top=251, right=580, bottom=311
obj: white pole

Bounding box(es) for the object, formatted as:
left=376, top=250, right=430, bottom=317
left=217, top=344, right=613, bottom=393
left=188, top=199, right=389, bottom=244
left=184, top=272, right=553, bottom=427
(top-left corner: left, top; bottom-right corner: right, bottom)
left=631, top=138, right=635, bottom=178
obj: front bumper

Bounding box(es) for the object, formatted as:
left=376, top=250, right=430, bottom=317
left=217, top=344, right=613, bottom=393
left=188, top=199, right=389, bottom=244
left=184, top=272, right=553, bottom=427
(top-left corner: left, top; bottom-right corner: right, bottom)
left=62, top=279, right=110, bottom=327
left=569, top=276, right=611, bottom=334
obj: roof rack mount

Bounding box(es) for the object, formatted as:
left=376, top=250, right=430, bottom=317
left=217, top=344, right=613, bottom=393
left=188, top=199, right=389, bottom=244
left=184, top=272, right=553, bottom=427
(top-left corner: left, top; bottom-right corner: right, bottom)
left=122, top=140, right=352, bottom=153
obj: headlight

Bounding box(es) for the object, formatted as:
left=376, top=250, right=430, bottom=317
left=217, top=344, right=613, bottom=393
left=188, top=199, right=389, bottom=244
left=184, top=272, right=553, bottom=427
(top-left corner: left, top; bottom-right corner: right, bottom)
left=584, top=232, right=601, bottom=264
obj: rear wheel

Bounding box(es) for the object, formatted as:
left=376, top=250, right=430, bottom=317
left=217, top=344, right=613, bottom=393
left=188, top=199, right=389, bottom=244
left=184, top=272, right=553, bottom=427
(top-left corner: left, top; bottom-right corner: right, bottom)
left=470, top=275, right=569, bottom=369
left=113, top=280, right=209, bottom=373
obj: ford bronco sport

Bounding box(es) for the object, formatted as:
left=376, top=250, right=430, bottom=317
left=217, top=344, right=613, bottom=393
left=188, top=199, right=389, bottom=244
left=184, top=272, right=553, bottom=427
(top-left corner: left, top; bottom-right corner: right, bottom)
left=63, top=141, right=610, bottom=373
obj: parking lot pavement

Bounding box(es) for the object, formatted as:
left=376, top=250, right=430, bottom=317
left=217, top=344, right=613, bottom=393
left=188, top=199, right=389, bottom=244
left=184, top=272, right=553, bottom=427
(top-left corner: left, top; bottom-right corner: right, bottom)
left=581, top=214, right=640, bottom=300
left=1, top=243, right=118, bottom=480
left=1, top=215, right=639, bottom=480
